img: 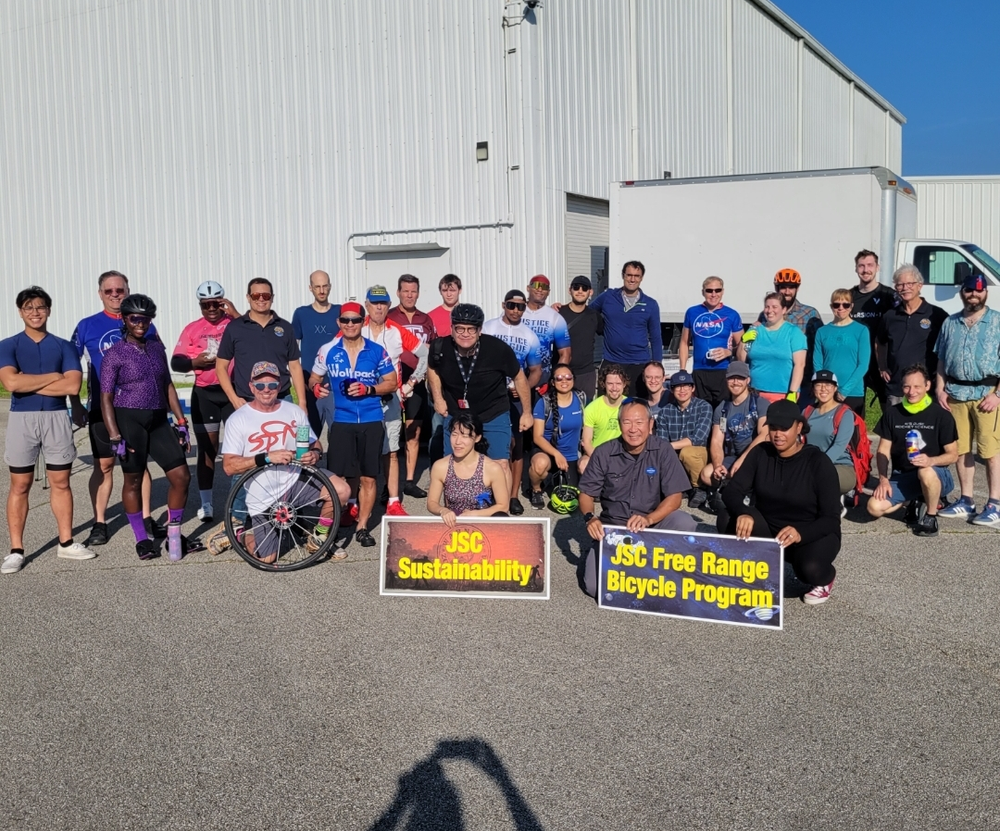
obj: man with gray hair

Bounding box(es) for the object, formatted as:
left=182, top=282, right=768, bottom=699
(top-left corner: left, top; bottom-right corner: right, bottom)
left=876, top=264, right=947, bottom=406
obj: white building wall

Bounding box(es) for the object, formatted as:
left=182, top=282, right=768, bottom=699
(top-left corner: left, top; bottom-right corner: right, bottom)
left=0, top=0, right=904, bottom=348
left=801, top=49, right=852, bottom=170
left=909, top=177, right=1000, bottom=260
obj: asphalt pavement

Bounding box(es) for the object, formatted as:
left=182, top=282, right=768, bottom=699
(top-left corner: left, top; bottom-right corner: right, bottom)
left=1, top=403, right=998, bottom=830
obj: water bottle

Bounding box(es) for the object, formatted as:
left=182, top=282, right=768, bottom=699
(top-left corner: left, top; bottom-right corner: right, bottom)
left=167, top=521, right=183, bottom=561
left=295, top=423, right=311, bottom=460
left=906, top=430, right=921, bottom=461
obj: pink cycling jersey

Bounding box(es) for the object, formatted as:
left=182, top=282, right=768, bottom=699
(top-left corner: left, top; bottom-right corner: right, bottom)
left=172, top=316, right=233, bottom=387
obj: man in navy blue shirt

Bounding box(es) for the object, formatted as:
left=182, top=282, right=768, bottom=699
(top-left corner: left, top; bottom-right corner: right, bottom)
left=292, top=270, right=341, bottom=434
left=1, top=287, right=95, bottom=574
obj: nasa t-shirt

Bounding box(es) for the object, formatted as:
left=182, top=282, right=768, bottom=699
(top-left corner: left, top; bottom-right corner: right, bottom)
left=682, top=303, right=743, bottom=370
left=72, top=311, right=158, bottom=407
left=876, top=399, right=957, bottom=474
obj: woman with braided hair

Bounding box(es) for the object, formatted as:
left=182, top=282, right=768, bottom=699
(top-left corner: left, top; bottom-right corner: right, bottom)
left=527, top=364, right=587, bottom=509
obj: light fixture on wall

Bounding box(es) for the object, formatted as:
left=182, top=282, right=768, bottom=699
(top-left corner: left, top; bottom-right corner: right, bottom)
left=476, top=142, right=489, bottom=162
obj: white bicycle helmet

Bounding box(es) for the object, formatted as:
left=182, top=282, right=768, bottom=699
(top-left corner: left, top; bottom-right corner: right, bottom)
left=196, top=280, right=225, bottom=300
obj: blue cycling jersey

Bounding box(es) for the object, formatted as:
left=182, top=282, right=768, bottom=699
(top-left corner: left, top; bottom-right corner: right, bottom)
left=72, top=311, right=158, bottom=405
left=313, top=336, right=394, bottom=424
left=481, top=318, right=542, bottom=373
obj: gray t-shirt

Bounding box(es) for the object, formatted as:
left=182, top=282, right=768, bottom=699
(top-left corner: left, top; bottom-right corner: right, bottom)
left=712, top=395, right=769, bottom=456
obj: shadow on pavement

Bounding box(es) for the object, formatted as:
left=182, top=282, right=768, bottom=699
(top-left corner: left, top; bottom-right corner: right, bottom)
left=368, top=737, right=545, bottom=831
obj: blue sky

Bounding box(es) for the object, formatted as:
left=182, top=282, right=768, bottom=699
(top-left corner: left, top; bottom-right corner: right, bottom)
left=774, top=0, right=1000, bottom=175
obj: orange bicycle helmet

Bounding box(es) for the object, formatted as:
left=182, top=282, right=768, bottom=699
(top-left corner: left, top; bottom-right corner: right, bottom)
left=774, top=268, right=801, bottom=286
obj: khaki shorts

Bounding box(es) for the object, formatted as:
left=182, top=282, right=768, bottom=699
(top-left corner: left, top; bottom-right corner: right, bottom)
left=4, top=410, right=77, bottom=471
left=382, top=395, right=403, bottom=454
left=677, top=445, right=709, bottom=488
left=949, top=397, right=1000, bottom=458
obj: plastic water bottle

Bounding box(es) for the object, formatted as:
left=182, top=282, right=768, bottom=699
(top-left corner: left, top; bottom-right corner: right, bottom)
left=167, top=521, right=183, bottom=561
left=295, top=423, right=311, bottom=460
left=906, top=430, right=921, bottom=460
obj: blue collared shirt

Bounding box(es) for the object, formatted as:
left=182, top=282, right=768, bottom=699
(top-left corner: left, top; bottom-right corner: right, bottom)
left=935, top=307, right=1000, bottom=401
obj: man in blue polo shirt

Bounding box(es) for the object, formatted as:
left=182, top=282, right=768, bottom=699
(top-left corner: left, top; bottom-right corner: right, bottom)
left=292, top=270, right=340, bottom=435
left=308, top=302, right=397, bottom=547
left=1, top=286, right=96, bottom=574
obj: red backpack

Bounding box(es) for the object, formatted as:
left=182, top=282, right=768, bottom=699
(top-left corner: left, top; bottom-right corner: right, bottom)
left=803, top=403, right=873, bottom=506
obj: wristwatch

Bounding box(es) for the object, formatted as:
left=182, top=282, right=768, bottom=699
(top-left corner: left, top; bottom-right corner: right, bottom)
left=583, top=512, right=596, bottom=523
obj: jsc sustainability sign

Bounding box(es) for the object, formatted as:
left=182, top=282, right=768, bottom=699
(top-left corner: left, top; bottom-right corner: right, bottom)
left=380, top=516, right=550, bottom=599
left=598, top=525, right=783, bottom=629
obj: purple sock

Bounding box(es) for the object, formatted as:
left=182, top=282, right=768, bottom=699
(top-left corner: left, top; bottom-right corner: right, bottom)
left=168, top=508, right=184, bottom=524
left=127, top=512, right=148, bottom=543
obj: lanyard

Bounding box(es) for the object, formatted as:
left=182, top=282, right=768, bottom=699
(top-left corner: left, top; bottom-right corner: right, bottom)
left=454, top=341, right=480, bottom=401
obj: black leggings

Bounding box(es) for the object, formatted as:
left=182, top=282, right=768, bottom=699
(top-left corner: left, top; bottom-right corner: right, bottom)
left=716, top=505, right=839, bottom=587
left=116, top=408, right=187, bottom=475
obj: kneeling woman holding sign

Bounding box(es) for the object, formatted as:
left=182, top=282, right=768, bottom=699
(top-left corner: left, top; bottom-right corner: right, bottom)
left=427, top=413, right=510, bottom=527
left=717, top=399, right=841, bottom=605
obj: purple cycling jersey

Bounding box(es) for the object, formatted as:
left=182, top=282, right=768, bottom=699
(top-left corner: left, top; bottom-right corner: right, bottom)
left=100, top=338, right=171, bottom=410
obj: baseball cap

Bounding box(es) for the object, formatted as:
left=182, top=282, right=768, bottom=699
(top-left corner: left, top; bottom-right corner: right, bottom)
left=340, top=301, right=364, bottom=317
left=726, top=361, right=750, bottom=379
left=670, top=370, right=695, bottom=387
left=504, top=289, right=527, bottom=303
left=250, top=361, right=280, bottom=380
left=366, top=285, right=391, bottom=304
left=811, top=369, right=839, bottom=385
left=570, top=275, right=592, bottom=290
left=963, top=273, right=987, bottom=292
left=765, top=399, right=809, bottom=432
left=528, top=274, right=550, bottom=288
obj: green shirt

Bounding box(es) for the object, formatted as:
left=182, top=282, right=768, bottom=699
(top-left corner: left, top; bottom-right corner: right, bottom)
left=584, top=396, right=623, bottom=448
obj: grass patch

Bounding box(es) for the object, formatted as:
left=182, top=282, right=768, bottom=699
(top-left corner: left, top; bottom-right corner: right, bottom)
left=864, top=388, right=882, bottom=433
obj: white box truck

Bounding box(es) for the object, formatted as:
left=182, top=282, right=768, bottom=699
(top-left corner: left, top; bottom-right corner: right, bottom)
left=608, top=167, right=1000, bottom=348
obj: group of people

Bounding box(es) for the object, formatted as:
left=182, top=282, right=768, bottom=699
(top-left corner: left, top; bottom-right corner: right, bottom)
left=3, top=252, right=999, bottom=607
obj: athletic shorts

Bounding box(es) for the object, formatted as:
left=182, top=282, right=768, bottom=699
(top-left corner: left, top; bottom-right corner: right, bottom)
left=949, top=397, right=1000, bottom=458
left=5, top=410, right=77, bottom=472
left=382, top=395, right=403, bottom=454
left=191, top=384, right=234, bottom=431
left=531, top=453, right=580, bottom=486
left=328, top=421, right=384, bottom=479
left=115, top=408, right=188, bottom=475
left=88, top=405, right=115, bottom=460
left=403, top=381, right=428, bottom=422
left=887, top=467, right=954, bottom=506
left=443, top=412, right=511, bottom=462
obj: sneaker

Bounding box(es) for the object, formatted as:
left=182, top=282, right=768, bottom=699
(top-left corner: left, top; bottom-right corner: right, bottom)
left=206, top=522, right=232, bottom=555
left=904, top=500, right=924, bottom=526
left=1, top=553, right=25, bottom=574
left=529, top=491, right=546, bottom=509
left=197, top=505, right=214, bottom=522
left=136, top=539, right=161, bottom=560
left=509, top=497, right=524, bottom=516
left=144, top=517, right=168, bottom=539
left=688, top=490, right=707, bottom=510
left=355, top=528, right=376, bottom=547
left=840, top=494, right=849, bottom=519
left=403, top=480, right=427, bottom=498
left=341, top=502, right=360, bottom=527
left=57, top=541, right=96, bottom=561
left=804, top=580, right=834, bottom=605
left=939, top=498, right=977, bottom=519
left=913, top=513, right=939, bottom=537
left=83, top=522, right=109, bottom=546
left=972, top=502, right=1000, bottom=527
left=386, top=501, right=409, bottom=517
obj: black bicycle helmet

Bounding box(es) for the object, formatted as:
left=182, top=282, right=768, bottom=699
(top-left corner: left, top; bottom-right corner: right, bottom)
left=450, top=303, right=485, bottom=328
left=120, top=293, right=157, bottom=318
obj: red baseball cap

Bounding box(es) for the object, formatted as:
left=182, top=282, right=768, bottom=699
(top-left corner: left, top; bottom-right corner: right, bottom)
left=340, top=301, right=364, bottom=317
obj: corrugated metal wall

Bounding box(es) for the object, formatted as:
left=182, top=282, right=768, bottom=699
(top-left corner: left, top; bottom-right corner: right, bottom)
left=909, top=177, right=1000, bottom=260
left=0, top=0, right=903, bottom=350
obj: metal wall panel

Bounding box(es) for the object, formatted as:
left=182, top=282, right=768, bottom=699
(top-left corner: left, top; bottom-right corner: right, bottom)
left=886, top=116, right=903, bottom=173
left=801, top=47, right=851, bottom=170
left=909, top=177, right=1000, bottom=259
left=852, top=88, right=886, bottom=167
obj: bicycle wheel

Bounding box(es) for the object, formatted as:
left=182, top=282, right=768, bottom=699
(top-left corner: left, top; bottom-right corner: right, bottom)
left=224, top=462, right=343, bottom=572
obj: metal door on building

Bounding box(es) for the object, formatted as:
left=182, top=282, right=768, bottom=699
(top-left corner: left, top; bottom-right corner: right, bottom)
left=362, top=248, right=452, bottom=297
left=565, top=195, right=609, bottom=296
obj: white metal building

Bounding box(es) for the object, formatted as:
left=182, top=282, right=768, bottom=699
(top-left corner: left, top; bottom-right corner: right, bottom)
left=909, top=176, right=1000, bottom=263
left=1, top=0, right=903, bottom=351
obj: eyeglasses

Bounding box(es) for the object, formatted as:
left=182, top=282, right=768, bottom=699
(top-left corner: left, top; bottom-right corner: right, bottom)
left=529, top=283, right=549, bottom=291
left=20, top=305, right=50, bottom=313
left=249, top=292, right=273, bottom=301
left=894, top=282, right=919, bottom=290
left=200, top=301, right=223, bottom=310
left=126, top=315, right=151, bottom=325
left=553, top=375, right=574, bottom=382
left=252, top=381, right=280, bottom=391
left=704, top=288, right=723, bottom=294
left=453, top=325, right=479, bottom=336
left=505, top=301, right=526, bottom=311
left=310, top=285, right=330, bottom=291
left=339, top=317, right=363, bottom=324
left=831, top=302, right=852, bottom=309
left=102, top=288, right=126, bottom=296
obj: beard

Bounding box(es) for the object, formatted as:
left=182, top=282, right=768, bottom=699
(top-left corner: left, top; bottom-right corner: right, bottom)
left=965, top=298, right=986, bottom=314
left=780, top=294, right=795, bottom=309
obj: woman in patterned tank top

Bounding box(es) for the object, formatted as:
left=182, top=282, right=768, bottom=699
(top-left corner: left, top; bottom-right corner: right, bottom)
left=427, top=413, right=509, bottom=527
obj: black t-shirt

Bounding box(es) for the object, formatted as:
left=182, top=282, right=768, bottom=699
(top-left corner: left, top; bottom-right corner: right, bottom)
left=875, top=300, right=948, bottom=396
left=850, top=283, right=897, bottom=335
left=429, top=334, right=522, bottom=422
left=217, top=313, right=301, bottom=400
left=875, top=400, right=958, bottom=473
left=557, top=305, right=601, bottom=374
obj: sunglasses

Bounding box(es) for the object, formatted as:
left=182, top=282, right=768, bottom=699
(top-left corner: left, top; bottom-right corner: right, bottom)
left=704, top=288, right=723, bottom=294
left=249, top=292, right=273, bottom=301
left=962, top=286, right=985, bottom=293
left=126, top=315, right=151, bottom=325
left=831, top=302, right=852, bottom=309
left=571, top=285, right=589, bottom=291
left=339, top=317, right=364, bottom=324
left=252, top=381, right=280, bottom=391
left=553, top=375, right=574, bottom=382
left=505, top=301, right=526, bottom=311
left=103, top=288, right=126, bottom=296
left=529, top=283, right=550, bottom=291
left=200, top=301, right=223, bottom=310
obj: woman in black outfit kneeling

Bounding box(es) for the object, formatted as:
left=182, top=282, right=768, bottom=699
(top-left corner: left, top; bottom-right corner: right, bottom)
left=717, top=399, right=841, bottom=605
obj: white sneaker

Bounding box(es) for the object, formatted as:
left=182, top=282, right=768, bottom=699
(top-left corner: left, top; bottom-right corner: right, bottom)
left=197, top=505, right=214, bottom=522
left=57, top=541, right=96, bottom=561
left=1, top=553, right=25, bottom=574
